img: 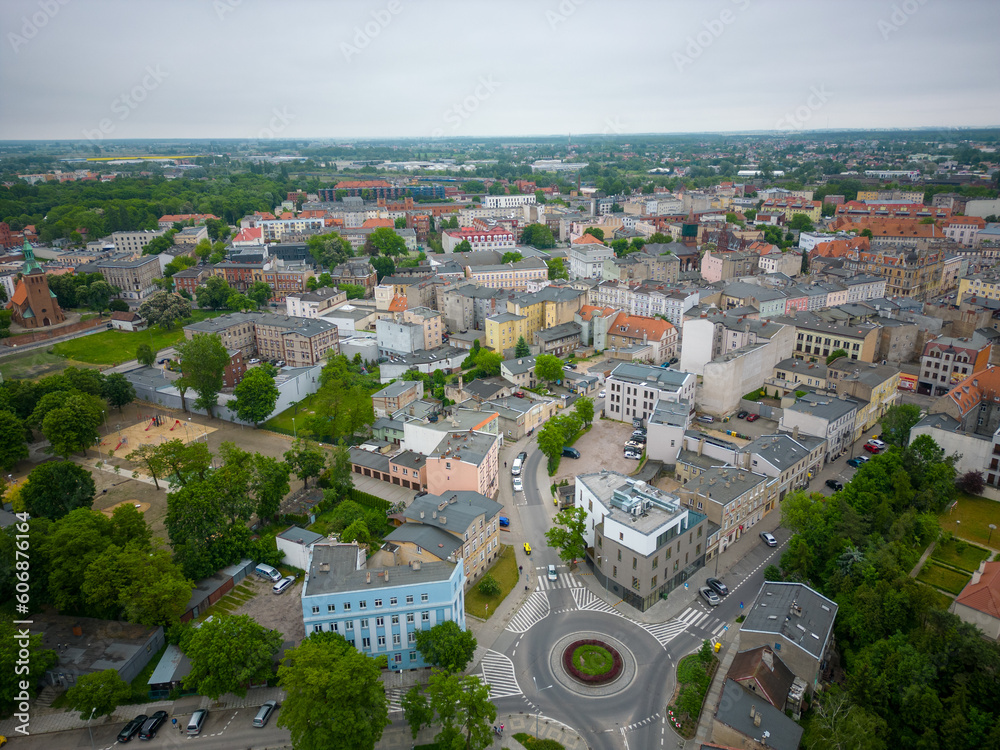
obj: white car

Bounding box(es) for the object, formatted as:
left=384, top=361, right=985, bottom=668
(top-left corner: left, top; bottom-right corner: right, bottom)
left=867, top=438, right=886, bottom=450
left=512, top=476, right=523, bottom=492
left=272, top=575, right=296, bottom=595
left=598, top=389, right=606, bottom=398
left=511, top=456, right=523, bottom=476
left=547, top=564, right=557, bottom=581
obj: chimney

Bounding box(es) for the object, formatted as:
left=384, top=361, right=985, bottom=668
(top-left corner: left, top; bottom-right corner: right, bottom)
left=366, top=571, right=371, bottom=584
left=792, top=425, right=799, bottom=440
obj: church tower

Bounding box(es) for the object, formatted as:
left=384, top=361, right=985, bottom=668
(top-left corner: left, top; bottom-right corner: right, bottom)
left=9, top=239, right=65, bottom=329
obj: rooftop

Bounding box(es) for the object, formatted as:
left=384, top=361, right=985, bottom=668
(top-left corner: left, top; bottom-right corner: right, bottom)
left=578, top=471, right=703, bottom=537
left=303, top=543, right=456, bottom=597
left=430, top=429, right=498, bottom=468
left=684, top=466, right=769, bottom=506
left=742, top=433, right=825, bottom=472
left=954, top=561, right=1000, bottom=619
left=741, top=581, right=839, bottom=661
left=715, top=679, right=803, bottom=750
left=608, top=362, right=692, bottom=391
left=783, top=392, right=860, bottom=422
left=403, top=491, right=504, bottom=531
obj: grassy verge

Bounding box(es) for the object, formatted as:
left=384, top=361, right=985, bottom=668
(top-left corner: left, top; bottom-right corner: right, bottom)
left=931, top=538, right=990, bottom=573
left=916, top=560, right=972, bottom=595
left=667, top=651, right=718, bottom=739
left=52, top=310, right=227, bottom=365
left=465, top=545, right=518, bottom=619
left=572, top=644, right=613, bottom=675
left=0, top=348, right=99, bottom=380
left=513, top=733, right=566, bottom=749
left=261, top=392, right=323, bottom=436
left=939, top=493, right=1000, bottom=547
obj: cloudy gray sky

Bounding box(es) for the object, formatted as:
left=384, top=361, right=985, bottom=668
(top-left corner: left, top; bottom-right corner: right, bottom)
left=2, top=0, right=998, bottom=141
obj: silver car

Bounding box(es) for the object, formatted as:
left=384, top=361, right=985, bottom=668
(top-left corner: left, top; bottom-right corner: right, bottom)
left=699, top=587, right=720, bottom=606
left=272, top=575, right=296, bottom=595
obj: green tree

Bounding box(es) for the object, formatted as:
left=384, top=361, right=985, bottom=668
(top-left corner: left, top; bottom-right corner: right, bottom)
left=425, top=671, right=497, bottom=750
left=545, top=505, right=588, bottom=564
left=534, top=354, right=563, bottom=385
left=477, top=574, right=500, bottom=597
left=370, top=255, right=395, bottom=282
left=395, top=217, right=408, bottom=229
left=648, top=232, right=673, bottom=244
left=307, top=232, right=354, bottom=269
left=41, top=392, right=104, bottom=457
left=788, top=213, right=814, bottom=232
left=547, top=257, right=569, bottom=280
left=454, top=239, right=473, bottom=254
left=40, top=508, right=112, bottom=611
left=132, top=438, right=211, bottom=488
left=365, top=227, right=408, bottom=257
left=83, top=544, right=192, bottom=625
left=583, top=227, right=605, bottom=241
left=83, top=280, right=118, bottom=313
left=181, top=614, right=282, bottom=699
left=0, top=410, right=29, bottom=470
left=341, top=283, right=366, bottom=299
left=514, top=336, right=531, bottom=357
left=226, top=292, right=254, bottom=311
left=501, top=251, right=523, bottom=264
left=195, top=276, right=233, bottom=310
left=231, top=366, right=280, bottom=425
left=574, top=395, right=594, bottom=426
left=247, top=281, right=274, bottom=308
left=881, top=403, right=922, bottom=448
left=136, top=342, right=156, bottom=367
left=175, top=332, right=229, bottom=417
left=826, top=348, right=849, bottom=364
left=414, top=621, right=477, bottom=673
left=108, top=298, right=129, bottom=312
left=537, top=418, right=566, bottom=473
left=21, top=461, right=96, bottom=520
left=101, top=372, right=136, bottom=412
left=474, top=348, right=503, bottom=376
left=277, top=632, right=389, bottom=750
left=520, top=223, right=556, bottom=249
left=803, top=686, right=888, bottom=750
left=65, top=668, right=133, bottom=720
left=250, top=453, right=292, bottom=521
left=0, top=619, right=58, bottom=714
left=284, top=438, right=327, bottom=489
left=402, top=684, right=436, bottom=740
left=323, top=441, right=354, bottom=502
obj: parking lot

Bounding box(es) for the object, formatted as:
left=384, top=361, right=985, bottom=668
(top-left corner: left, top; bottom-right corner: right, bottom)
left=231, top=575, right=306, bottom=646
left=552, top=418, right=642, bottom=482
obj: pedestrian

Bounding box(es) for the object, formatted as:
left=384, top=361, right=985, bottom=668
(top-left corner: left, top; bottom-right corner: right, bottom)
left=504, top=461, right=507, bottom=468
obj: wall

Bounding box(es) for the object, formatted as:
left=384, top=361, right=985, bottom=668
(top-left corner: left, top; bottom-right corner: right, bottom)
left=700, top=329, right=795, bottom=417
left=679, top=318, right=716, bottom=375
left=910, top=425, right=992, bottom=478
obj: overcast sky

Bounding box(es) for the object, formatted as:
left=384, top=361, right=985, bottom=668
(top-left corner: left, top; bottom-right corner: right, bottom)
left=2, top=0, right=998, bottom=142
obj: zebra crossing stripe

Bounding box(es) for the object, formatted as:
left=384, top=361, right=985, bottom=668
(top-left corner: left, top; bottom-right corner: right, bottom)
left=505, top=591, right=550, bottom=634
left=480, top=650, right=522, bottom=698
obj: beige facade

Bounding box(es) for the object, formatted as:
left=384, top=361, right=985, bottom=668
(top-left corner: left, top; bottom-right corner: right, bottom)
left=403, top=306, right=444, bottom=350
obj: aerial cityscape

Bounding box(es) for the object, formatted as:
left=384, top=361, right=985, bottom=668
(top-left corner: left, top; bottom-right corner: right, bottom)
left=1, top=1, right=1000, bottom=749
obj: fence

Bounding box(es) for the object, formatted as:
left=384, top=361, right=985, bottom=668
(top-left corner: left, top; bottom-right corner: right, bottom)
left=740, top=399, right=782, bottom=421
left=348, top=487, right=391, bottom=513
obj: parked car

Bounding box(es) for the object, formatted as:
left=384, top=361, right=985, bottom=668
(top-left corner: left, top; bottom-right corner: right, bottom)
left=706, top=577, right=729, bottom=596
left=737, top=411, right=748, bottom=419
left=699, top=587, right=721, bottom=606
left=274, top=360, right=285, bottom=367
left=511, top=456, right=524, bottom=476
left=867, top=438, right=886, bottom=450
left=825, top=479, right=844, bottom=491
left=187, top=709, right=208, bottom=736
left=517, top=451, right=528, bottom=463
left=272, top=575, right=296, bottom=595
left=624, top=439, right=644, bottom=450
left=499, top=516, right=509, bottom=528
left=624, top=449, right=642, bottom=460
left=863, top=443, right=880, bottom=453
left=746, top=413, right=760, bottom=422
left=669, top=357, right=679, bottom=365
left=562, top=446, right=581, bottom=459
left=632, top=427, right=647, bottom=436
left=118, top=714, right=148, bottom=743
left=523, top=542, right=531, bottom=555
left=138, top=710, right=168, bottom=740
left=760, top=531, right=778, bottom=547
left=248, top=358, right=260, bottom=365
left=253, top=701, right=278, bottom=728
left=547, top=564, right=557, bottom=582
left=598, top=389, right=606, bottom=398
left=846, top=457, right=863, bottom=468
left=514, top=391, right=525, bottom=398
left=697, top=415, right=714, bottom=423
left=512, top=476, right=523, bottom=493
left=629, top=435, right=646, bottom=444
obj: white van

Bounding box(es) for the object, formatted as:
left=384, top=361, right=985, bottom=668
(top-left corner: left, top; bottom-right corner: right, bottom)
left=511, top=456, right=523, bottom=476
left=255, top=563, right=281, bottom=582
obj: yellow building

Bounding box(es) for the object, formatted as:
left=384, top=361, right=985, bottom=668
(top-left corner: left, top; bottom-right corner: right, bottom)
left=760, top=198, right=822, bottom=223
left=958, top=272, right=1000, bottom=304
left=504, top=286, right=585, bottom=343
left=485, top=312, right=527, bottom=353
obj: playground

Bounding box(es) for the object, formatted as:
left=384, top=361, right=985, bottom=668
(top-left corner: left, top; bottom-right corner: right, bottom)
left=99, top=411, right=218, bottom=457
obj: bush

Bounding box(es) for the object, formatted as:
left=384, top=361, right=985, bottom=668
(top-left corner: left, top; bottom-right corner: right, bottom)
left=478, top=573, right=500, bottom=597
left=956, top=470, right=985, bottom=496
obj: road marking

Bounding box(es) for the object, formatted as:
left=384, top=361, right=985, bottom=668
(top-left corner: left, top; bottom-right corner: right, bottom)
left=506, top=590, right=550, bottom=634
left=480, top=650, right=523, bottom=698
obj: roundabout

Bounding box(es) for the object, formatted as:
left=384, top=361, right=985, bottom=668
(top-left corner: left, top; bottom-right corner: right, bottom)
left=547, top=630, right=636, bottom=696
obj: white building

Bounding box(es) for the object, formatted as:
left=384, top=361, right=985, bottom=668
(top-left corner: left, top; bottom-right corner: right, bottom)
left=286, top=288, right=347, bottom=319
left=569, top=237, right=614, bottom=280
left=484, top=194, right=536, bottom=209
left=112, top=229, right=166, bottom=254
left=778, top=393, right=860, bottom=462
left=604, top=363, right=696, bottom=425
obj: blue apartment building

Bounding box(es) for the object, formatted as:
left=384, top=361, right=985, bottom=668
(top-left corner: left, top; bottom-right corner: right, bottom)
left=301, top=542, right=466, bottom=670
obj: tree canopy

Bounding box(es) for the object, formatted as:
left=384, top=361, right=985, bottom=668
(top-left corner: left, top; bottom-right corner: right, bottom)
left=545, top=505, right=588, bottom=564
left=231, top=366, right=280, bottom=425
left=414, top=621, right=477, bottom=673
left=21, top=460, right=96, bottom=520
left=175, top=332, right=229, bottom=417
left=181, top=614, right=283, bottom=699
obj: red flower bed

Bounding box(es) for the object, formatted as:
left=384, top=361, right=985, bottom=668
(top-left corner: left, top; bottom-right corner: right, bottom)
left=563, top=638, right=623, bottom=684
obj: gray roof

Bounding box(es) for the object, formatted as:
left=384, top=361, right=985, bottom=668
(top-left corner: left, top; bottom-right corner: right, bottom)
left=277, top=525, right=325, bottom=547
left=577, top=471, right=704, bottom=536
left=773, top=358, right=828, bottom=380
left=385, top=524, right=463, bottom=558
left=488, top=312, right=526, bottom=324
left=914, top=412, right=962, bottom=432
left=464, top=378, right=507, bottom=400
left=303, top=543, right=456, bottom=596
left=387, top=345, right=466, bottom=366
left=723, top=281, right=787, bottom=302
left=684, top=466, right=769, bottom=507
left=184, top=311, right=338, bottom=338
left=291, top=287, right=345, bottom=303
left=773, top=313, right=876, bottom=337
left=535, top=321, right=581, bottom=342
left=609, top=362, right=692, bottom=391
left=147, top=644, right=192, bottom=687
left=390, top=450, right=426, bottom=470
left=404, top=491, right=503, bottom=530
left=783, top=392, right=860, bottom=422
left=502, top=355, right=538, bottom=375
left=715, top=680, right=803, bottom=750
left=349, top=447, right=391, bottom=472
left=431, top=430, right=498, bottom=468
left=374, top=380, right=422, bottom=399
left=742, top=581, right=838, bottom=661
left=742, top=434, right=825, bottom=472
left=647, top=399, right=691, bottom=428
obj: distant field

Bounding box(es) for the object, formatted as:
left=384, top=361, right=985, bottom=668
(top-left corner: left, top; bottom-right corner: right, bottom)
left=0, top=348, right=98, bottom=380
left=52, top=310, right=227, bottom=365
left=940, top=493, right=1000, bottom=548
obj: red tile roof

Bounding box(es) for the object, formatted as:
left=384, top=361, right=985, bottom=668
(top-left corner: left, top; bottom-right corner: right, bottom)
left=572, top=233, right=606, bottom=245
left=362, top=218, right=394, bottom=229
left=955, top=561, right=1000, bottom=619
left=336, top=180, right=391, bottom=189
left=611, top=312, right=675, bottom=341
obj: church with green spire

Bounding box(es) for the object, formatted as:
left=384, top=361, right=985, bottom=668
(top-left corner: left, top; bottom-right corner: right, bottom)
left=9, top=239, right=65, bottom=329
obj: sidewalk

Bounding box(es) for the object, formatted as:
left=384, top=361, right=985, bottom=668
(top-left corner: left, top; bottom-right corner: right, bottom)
left=693, top=632, right=741, bottom=745
left=375, top=711, right=585, bottom=750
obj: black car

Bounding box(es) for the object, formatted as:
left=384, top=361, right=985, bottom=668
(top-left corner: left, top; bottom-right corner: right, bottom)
left=737, top=411, right=748, bottom=419
left=562, top=446, right=581, bottom=459
left=706, top=577, right=729, bottom=596
left=825, top=479, right=843, bottom=491
left=138, top=710, right=168, bottom=740
left=117, top=714, right=148, bottom=743
left=516, top=451, right=527, bottom=463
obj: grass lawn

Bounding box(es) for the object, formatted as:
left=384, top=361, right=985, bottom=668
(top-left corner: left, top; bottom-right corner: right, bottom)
left=931, top=538, right=991, bottom=573
left=572, top=644, right=613, bottom=675
left=668, top=652, right=718, bottom=739
left=52, top=310, right=227, bottom=366
left=0, top=348, right=99, bottom=380
left=916, top=560, right=972, bottom=595
left=262, top=392, right=324, bottom=436
left=465, top=544, right=518, bottom=619
left=940, top=493, right=1000, bottom=548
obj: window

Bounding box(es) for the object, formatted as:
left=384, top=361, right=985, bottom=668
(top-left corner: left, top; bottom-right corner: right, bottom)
left=406, top=613, right=414, bottom=623
left=651, top=576, right=657, bottom=588
left=410, top=651, right=418, bottom=660
left=346, top=620, right=354, bottom=630
left=360, top=618, right=369, bottom=628
left=408, top=631, right=416, bottom=643
left=313, top=624, right=323, bottom=633
left=375, top=599, right=382, bottom=608
left=359, top=600, right=367, bottom=609
left=422, top=611, right=430, bottom=621
left=362, top=637, right=371, bottom=648
left=377, top=636, right=386, bottom=647
left=652, top=556, right=658, bottom=569
left=631, top=576, right=639, bottom=591
left=421, top=593, right=429, bottom=602
left=393, top=634, right=401, bottom=646
left=312, top=606, right=320, bottom=614
left=376, top=617, right=384, bottom=627
left=406, top=595, right=414, bottom=604
left=613, top=565, right=618, bottom=577
left=343, top=602, right=351, bottom=611
left=392, top=615, right=399, bottom=625
left=390, top=597, right=397, bottom=606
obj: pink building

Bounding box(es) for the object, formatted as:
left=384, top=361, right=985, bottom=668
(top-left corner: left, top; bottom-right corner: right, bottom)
left=425, top=430, right=500, bottom=498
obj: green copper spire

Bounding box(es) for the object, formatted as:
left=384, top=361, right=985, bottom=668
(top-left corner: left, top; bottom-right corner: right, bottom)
left=21, top=238, right=41, bottom=274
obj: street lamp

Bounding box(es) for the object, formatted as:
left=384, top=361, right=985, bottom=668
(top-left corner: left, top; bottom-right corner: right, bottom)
left=990, top=524, right=997, bottom=546
left=532, top=676, right=553, bottom=739
left=87, top=706, right=97, bottom=750
left=292, top=416, right=297, bottom=438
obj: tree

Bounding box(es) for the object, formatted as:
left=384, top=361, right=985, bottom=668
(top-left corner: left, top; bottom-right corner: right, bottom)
left=341, top=283, right=366, bottom=299
left=136, top=342, right=156, bottom=367
left=0, top=619, right=58, bottom=715
left=307, top=232, right=354, bottom=269
left=101, top=372, right=136, bottom=412
left=803, top=686, right=888, bottom=750
left=284, top=438, right=326, bottom=488
left=788, top=213, right=814, bottom=232
left=425, top=671, right=497, bottom=750
left=175, top=333, right=229, bottom=417
left=108, top=298, right=129, bottom=312
left=534, top=354, right=563, bottom=385
left=501, top=251, right=523, bottom=264
left=514, top=336, right=531, bottom=357
left=133, top=438, right=211, bottom=488
left=40, top=508, right=112, bottom=611
left=402, top=685, right=436, bottom=740
left=574, top=396, right=594, bottom=426
left=195, top=275, right=233, bottom=310
left=881, top=403, right=922, bottom=448
left=826, top=348, right=849, bottom=364
left=277, top=632, right=389, bottom=750
left=83, top=280, right=118, bottom=312
left=370, top=255, right=395, bottom=282
left=250, top=453, right=292, bottom=521
left=648, top=232, right=673, bottom=244
left=547, top=257, right=569, bottom=280
left=546, top=505, right=588, bottom=564
left=247, top=281, right=274, bottom=308
left=323, top=441, right=354, bottom=502
left=82, top=544, right=192, bottom=625
left=181, top=614, right=282, bottom=699
left=414, top=621, right=477, bottom=673
left=0, top=410, right=28, bottom=470
left=520, top=223, right=556, bottom=249
left=474, top=348, right=502, bottom=376
left=583, top=227, right=605, bottom=241
left=454, top=239, right=473, bottom=254
left=477, top=574, right=500, bottom=597
left=395, top=217, right=408, bottom=229
left=365, top=227, right=408, bottom=257
left=21, top=461, right=96, bottom=520
left=226, top=292, right=254, bottom=311
left=956, top=470, right=985, bottom=496
left=231, top=367, right=279, bottom=425
left=537, top=418, right=566, bottom=473
left=42, top=392, right=104, bottom=457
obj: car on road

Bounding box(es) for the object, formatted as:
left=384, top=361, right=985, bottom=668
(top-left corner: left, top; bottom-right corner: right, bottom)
left=511, top=455, right=524, bottom=476
left=253, top=700, right=278, bottom=728
left=562, top=446, right=581, bottom=459
left=697, top=415, right=714, bottom=423
left=760, top=531, right=778, bottom=547
left=272, top=575, right=296, bottom=595
left=669, top=357, right=679, bottom=365
left=737, top=411, right=748, bottom=419
left=598, top=389, right=606, bottom=398
left=138, top=710, right=168, bottom=740
left=512, top=476, right=523, bottom=492
left=517, top=450, right=528, bottom=462
left=846, top=457, right=864, bottom=468
left=547, top=564, right=557, bottom=581
left=863, top=442, right=881, bottom=453
left=706, top=577, right=729, bottom=596
left=274, top=360, right=285, bottom=367
left=499, top=516, right=509, bottom=527
left=623, top=449, right=642, bottom=460
left=699, top=587, right=721, bottom=606
left=118, top=714, right=148, bottom=743
left=746, top=413, right=760, bottom=422
left=514, top=391, right=525, bottom=398
left=523, top=542, right=531, bottom=555
left=248, top=358, right=260, bottom=364
left=187, top=709, right=208, bottom=736
left=825, top=479, right=844, bottom=491
left=867, top=438, right=886, bottom=450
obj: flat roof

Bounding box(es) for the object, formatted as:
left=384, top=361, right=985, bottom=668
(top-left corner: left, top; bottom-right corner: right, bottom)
left=741, top=581, right=838, bottom=661
left=303, top=543, right=456, bottom=597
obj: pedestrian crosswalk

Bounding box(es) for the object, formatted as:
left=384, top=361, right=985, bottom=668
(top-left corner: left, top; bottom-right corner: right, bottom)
left=386, top=687, right=405, bottom=713
left=505, top=590, right=550, bottom=634
left=480, top=649, right=522, bottom=699
left=675, top=607, right=728, bottom=637
left=534, top=570, right=583, bottom=591
left=640, top=619, right=689, bottom=648
left=571, top=586, right=623, bottom=617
